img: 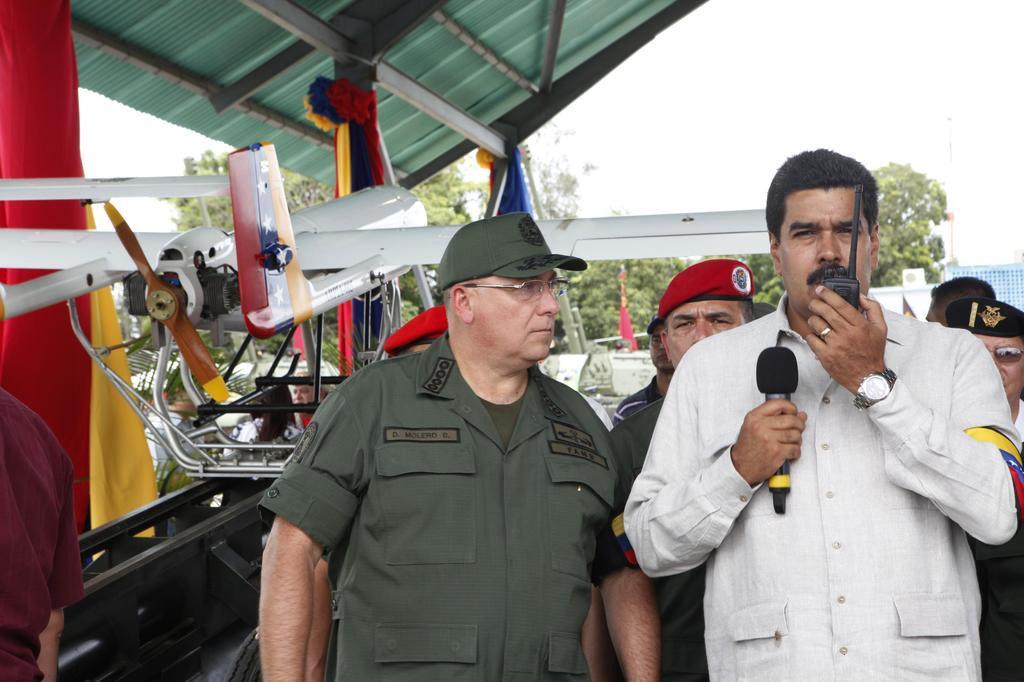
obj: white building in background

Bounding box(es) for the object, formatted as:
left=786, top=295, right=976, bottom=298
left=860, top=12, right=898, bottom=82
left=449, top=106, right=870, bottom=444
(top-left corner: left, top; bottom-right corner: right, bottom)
left=872, top=268, right=934, bottom=319
left=871, top=264, right=1024, bottom=319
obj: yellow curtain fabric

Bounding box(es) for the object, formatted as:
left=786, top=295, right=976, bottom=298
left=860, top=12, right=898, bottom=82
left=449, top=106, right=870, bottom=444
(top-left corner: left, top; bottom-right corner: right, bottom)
left=87, top=205, right=157, bottom=529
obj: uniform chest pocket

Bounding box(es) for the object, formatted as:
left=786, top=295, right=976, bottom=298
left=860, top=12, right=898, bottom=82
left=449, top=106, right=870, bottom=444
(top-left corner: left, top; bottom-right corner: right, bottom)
left=545, top=456, right=614, bottom=579
left=375, top=445, right=476, bottom=565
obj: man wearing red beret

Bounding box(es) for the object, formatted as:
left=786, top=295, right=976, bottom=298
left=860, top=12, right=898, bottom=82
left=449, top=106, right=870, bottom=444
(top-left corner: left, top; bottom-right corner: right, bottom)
left=383, top=305, right=448, bottom=357
left=595, top=259, right=754, bottom=681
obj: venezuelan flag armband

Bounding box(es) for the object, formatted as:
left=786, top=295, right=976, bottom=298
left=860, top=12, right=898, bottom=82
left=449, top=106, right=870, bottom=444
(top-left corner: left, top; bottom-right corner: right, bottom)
left=966, top=426, right=1024, bottom=520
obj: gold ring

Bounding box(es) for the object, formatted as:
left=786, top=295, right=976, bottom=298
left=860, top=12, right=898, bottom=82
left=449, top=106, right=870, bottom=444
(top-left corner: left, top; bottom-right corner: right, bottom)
left=819, top=326, right=832, bottom=339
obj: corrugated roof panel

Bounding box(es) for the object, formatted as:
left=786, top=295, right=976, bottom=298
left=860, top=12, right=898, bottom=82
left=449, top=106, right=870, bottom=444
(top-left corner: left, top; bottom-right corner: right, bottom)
left=75, top=41, right=336, bottom=185
left=555, top=0, right=675, bottom=80
left=442, top=0, right=550, bottom=81
left=70, top=0, right=697, bottom=186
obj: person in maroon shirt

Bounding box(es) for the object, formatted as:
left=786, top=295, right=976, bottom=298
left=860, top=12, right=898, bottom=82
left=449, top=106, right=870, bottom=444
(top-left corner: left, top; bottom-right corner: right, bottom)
left=0, top=387, right=84, bottom=680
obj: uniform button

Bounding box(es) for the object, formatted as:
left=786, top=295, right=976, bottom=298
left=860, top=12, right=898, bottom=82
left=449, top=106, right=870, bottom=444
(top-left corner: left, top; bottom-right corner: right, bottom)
left=773, top=630, right=782, bottom=641
left=839, top=646, right=848, bottom=655
left=330, top=598, right=338, bottom=609
left=823, top=396, right=831, bottom=405
left=821, top=443, right=830, bottom=451
left=837, top=595, right=846, bottom=604
left=451, top=641, right=461, bottom=652
left=739, top=495, right=748, bottom=502
left=832, top=541, right=842, bottom=550
left=267, top=488, right=279, bottom=498
left=826, top=491, right=834, bottom=499
left=460, top=406, right=471, bottom=414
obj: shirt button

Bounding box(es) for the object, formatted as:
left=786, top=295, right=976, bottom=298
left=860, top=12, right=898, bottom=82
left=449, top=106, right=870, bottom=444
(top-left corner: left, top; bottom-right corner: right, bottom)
left=837, top=595, right=846, bottom=604
left=826, top=491, right=834, bottom=499
left=740, top=495, right=749, bottom=502
left=832, top=541, right=842, bottom=550
left=823, top=396, right=831, bottom=404
left=821, top=443, right=830, bottom=451
left=267, top=488, right=279, bottom=498
left=839, top=646, right=848, bottom=655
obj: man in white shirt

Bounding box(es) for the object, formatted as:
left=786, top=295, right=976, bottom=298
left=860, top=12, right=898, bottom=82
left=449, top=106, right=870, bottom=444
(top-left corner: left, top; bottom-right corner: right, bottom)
left=625, top=149, right=1019, bottom=680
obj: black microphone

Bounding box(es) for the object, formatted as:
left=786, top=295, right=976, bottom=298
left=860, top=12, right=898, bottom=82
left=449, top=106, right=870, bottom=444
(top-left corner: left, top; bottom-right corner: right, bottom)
left=756, top=347, right=799, bottom=514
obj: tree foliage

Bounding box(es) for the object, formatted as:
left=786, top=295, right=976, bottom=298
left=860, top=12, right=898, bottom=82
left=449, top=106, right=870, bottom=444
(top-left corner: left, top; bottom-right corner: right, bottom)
left=521, top=130, right=595, bottom=220
left=410, top=161, right=486, bottom=226
left=566, top=260, right=686, bottom=343
left=872, top=162, right=946, bottom=286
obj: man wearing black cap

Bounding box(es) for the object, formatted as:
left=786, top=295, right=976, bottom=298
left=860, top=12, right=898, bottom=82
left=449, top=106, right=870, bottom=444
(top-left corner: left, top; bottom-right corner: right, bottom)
left=600, top=259, right=755, bottom=682
left=612, top=317, right=673, bottom=426
left=258, top=212, right=652, bottom=680
left=946, top=296, right=1024, bottom=682
left=926, top=277, right=996, bottom=325
left=626, top=149, right=1018, bottom=680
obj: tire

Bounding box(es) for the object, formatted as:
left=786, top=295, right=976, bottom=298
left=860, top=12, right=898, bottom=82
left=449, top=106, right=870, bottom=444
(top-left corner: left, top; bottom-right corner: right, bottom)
left=225, top=628, right=261, bottom=682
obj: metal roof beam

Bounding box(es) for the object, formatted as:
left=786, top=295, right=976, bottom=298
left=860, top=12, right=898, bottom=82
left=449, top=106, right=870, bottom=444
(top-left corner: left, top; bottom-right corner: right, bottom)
left=211, top=41, right=316, bottom=112
left=375, top=63, right=506, bottom=158
left=539, top=0, right=566, bottom=93
left=371, top=0, right=449, bottom=60
left=210, top=0, right=443, bottom=113
left=71, top=19, right=332, bottom=150
left=237, top=0, right=507, bottom=158
left=432, top=11, right=539, bottom=94
left=400, top=0, right=707, bottom=188
left=237, top=0, right=359, bottom=65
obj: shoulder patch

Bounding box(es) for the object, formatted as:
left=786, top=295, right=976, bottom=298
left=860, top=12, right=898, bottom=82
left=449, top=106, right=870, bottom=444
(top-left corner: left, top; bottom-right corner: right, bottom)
left=518, top=215, right=545, bottom=246
left=515, top=254, right=562, bottom=271
left=549, top=440, right=608, bottom=469
left=550, top=420, right=596, bottom=451
left=423, top=357, right=454, bottom=394
left=290, top=421, right=318, bottom=464
left=384, top=427, right=460, bottom=443
left=535, top=381, right=567, bottom=418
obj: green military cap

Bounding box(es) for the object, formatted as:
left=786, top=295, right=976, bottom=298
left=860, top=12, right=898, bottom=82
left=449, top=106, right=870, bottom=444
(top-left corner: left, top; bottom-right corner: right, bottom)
left=437, top=212, right=586, bottom=290
left=946, top=296, right=1024, bottom=337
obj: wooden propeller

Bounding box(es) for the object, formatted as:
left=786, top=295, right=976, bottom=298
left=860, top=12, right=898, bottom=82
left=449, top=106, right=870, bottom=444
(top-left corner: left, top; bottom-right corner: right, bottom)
left=104, top=203, right=229, bottom=403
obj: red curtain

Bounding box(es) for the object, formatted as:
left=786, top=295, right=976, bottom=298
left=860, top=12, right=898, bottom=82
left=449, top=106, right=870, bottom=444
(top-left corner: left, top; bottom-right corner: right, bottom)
left=0, top=0, right=92, bottom=530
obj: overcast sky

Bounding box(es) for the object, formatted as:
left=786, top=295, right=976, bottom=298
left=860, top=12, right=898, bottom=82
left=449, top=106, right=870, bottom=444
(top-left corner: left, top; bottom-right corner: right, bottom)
left=80, top=0, right=1024, bottom=268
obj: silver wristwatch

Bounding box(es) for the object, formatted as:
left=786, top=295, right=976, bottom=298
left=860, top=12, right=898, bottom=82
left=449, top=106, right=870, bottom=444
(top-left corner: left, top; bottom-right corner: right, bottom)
left=853, top=368, right=897, bottom=410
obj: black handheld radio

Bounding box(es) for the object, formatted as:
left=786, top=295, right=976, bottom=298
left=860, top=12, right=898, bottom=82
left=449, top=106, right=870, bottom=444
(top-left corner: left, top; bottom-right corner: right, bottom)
left=821, top=184, right=863, bottom=308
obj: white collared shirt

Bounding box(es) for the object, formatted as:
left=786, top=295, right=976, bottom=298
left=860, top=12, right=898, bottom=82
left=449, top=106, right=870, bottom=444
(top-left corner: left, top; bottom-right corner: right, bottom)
left=625, top=299, right=1019, bottom=681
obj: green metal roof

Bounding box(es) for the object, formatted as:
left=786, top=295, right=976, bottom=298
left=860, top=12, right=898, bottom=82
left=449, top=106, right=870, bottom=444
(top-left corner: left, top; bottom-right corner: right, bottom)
left=72, top=0, right=705, bottom=187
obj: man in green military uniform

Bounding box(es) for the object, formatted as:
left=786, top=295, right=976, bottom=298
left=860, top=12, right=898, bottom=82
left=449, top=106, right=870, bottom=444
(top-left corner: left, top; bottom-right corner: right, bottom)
left=258, top=212, right=655, bottom=681
left=945, top=296, right=1024, bottom=682
left=600, top=258, right=755, bottom=681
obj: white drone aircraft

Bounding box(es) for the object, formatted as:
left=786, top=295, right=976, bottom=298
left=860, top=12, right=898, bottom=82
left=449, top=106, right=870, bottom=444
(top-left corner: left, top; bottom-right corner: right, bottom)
left=0, top=142, right=766, bottom=478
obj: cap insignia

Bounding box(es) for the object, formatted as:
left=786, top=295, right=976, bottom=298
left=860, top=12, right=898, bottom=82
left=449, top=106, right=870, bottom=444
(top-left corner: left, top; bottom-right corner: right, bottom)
left=981, top=305, right=1007, bottom=329
left=732, top=266, right=751, bottom=295
left=515, top=254, right=561, bottom=271
left=518, top=216, right=544, bottom=246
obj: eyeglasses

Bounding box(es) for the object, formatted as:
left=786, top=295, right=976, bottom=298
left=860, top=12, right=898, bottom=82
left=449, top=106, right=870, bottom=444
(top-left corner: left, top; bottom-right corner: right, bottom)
left=462, top=278, right=570, bottom=301
left=992, top=346, right=1024, bottom=364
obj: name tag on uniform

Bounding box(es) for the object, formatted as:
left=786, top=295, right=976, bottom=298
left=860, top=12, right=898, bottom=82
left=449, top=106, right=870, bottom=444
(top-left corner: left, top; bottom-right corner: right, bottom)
left=383, top=427, right=461, bottom=443
left=549, top=440, right=607, bottom=468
